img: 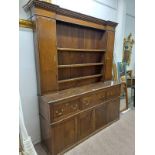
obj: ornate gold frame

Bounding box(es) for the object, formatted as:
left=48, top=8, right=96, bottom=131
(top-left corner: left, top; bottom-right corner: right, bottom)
left=122, top=33, right=134, bottom=65
left=19, top=19, right=33, bottom=29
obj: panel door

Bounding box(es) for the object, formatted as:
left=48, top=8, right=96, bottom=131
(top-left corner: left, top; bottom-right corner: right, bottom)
left=52, top=117, right=77, bottom=155
left=95, top=103, right=107, bottom=130
left=77, top=110, right=94, bottom=140
left=106, top=98, right=120, bottom=123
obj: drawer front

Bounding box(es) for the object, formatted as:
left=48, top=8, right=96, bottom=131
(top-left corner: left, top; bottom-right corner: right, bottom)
left=53, top=103, right=65, bottom=119
left=52, top=85, right=120, bottom=121
left=53, top=100, right=80, bottom=120
left=81, top=90, right=106, bottom=110
left=96, top=91, right=106, bottom=102
left=106, top=86, right=120, bottom=99
left=80, top=94, right=96, bottom=110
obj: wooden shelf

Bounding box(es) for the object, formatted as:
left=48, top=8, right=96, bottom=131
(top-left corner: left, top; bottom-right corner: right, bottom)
left=57, top=48, right=106, bottom=52
left=58, top=63, right=103, bottom=68
left=58, top=74, right=102, bottom=83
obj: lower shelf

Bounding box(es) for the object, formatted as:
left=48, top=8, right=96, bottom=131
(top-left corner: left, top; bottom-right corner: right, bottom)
left=58, top=74, right=102, bottom=83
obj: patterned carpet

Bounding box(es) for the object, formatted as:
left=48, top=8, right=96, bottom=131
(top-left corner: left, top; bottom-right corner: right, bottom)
left=35, top=109, right=135, bottom=155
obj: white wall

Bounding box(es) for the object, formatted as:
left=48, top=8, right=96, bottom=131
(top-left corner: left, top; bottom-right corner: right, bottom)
left=19, top=0, right=30, bottom=18
left=19, top=27, right=40, bottom=144
left=19, top=0, right=41, bottom=144
left=19, top=0, right=135, bottom=144
left=53, top=0, right=118, bottom=22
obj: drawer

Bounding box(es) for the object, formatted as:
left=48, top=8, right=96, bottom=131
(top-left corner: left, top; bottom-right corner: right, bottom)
left=53, top=100, right=80, bottom=120
left=53, top=103, right=65, bottom=119
left=67, top=101, right=79, bottom=114
left=106, top=86, right=120, bottom=98
left=96, top=91, right=106, bottom=102
left=81, top=95, right=96, bottom=110
left=81, top=90, right=106, bottom=110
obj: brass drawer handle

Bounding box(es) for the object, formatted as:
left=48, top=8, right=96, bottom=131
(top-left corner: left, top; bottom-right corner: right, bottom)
left=56, top=112, right=63, bottom=116
left=82, top=98, right=90, bottom=106
left=99, top=94, right=105, bottom=99
left=72, top=104, right=78, bottom=110
left=85, top=102, right=89, bottom=106
left=55, top=108, right=64, bottom=116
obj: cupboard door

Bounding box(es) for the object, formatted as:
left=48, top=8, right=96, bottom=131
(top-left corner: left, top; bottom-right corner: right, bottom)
left=52, top=117, right=77, bottom=154
left=64, top=118, right=77, bottom=148
left=52, top=122, right=64, bottom=155
left=107, top=98, right=120, bottom=123
left=78, top=110, right=94, bottom=140
left=95, top=103, right=107, bottom=130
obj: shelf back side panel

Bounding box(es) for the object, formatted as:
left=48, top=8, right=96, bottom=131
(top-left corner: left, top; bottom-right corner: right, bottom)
left=58, top=51, right=103, bottom=65
left=59, top=77, right=101, bottom=90
left=56, top=21, right=106, bottom=49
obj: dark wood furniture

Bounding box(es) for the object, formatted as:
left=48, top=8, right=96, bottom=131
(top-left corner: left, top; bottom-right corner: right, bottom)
left=24, top=1, right=121, bottom=154
left=127, top=77, right=135, bottom=107
left=127, top=77, right=135, bottom=87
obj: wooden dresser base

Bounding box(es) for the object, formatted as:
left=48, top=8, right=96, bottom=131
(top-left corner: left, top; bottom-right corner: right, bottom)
left=39, top=82, right=121, bottom=155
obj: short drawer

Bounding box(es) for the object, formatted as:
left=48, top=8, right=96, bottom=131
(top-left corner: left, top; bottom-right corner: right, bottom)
left=81, top=90, right=106, bottom=110
left=53, top=100, right=80, bottom=120
left=68, top=101, right=79, bottom=114
left=53, top=103, right=65, bottom=119
left=96, top=91, right=106, bottom=102
left=106, top=86, right=120, bottom=99
left=80, top=95, right=96, bottom=110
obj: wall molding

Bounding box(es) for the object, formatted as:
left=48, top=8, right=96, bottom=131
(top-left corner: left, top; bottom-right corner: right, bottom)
left=19, top=19, right=33, bottom=29
left=126, top=13, right=135, bottom=18
left=93, top=0, right=118, bottom=10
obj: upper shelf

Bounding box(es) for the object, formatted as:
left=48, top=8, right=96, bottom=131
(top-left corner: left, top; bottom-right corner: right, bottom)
left=57, top=48, right=106, bottom=52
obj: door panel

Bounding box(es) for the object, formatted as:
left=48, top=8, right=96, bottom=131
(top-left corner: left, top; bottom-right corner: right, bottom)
left=52, top=117, right=76, bottom=154
left=95, top=103, right=107, bottom=130
left=107, top=98, right=120, bottom=123
left=78, top=110, right=94, bottom=140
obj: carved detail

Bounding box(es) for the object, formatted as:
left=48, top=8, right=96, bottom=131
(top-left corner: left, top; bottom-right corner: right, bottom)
left=24, top=0, right=117, bottom=28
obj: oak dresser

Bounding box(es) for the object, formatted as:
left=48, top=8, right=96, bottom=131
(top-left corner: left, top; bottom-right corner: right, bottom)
left=24, top=1, right=121, bottom=154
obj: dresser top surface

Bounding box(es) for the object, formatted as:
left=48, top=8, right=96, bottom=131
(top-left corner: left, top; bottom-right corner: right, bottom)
left=41, top=81, right=120, bottom=104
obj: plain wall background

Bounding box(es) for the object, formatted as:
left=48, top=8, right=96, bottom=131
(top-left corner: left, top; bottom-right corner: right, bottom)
left=19, top=0, right=135, bottom=144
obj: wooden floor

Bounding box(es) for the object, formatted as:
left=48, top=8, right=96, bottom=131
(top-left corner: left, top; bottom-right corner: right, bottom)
left=35, top=108, right=135, bottom=155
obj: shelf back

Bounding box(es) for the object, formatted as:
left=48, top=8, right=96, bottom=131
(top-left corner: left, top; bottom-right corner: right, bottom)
left=56, top=21, right=107, bottom=49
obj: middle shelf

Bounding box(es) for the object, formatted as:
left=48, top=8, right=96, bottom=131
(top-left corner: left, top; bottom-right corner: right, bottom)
left=58, top=63, right=103, bottom=68
left=57, top=48, right=106, bottom=52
